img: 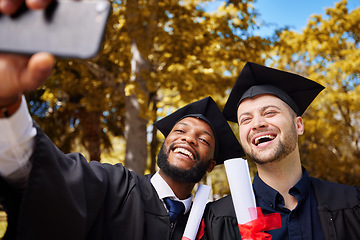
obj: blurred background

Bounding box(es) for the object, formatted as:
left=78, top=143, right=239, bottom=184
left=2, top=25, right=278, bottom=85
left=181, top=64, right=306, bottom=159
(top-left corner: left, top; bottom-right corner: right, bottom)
left=1, top=0, right=359, bottom=236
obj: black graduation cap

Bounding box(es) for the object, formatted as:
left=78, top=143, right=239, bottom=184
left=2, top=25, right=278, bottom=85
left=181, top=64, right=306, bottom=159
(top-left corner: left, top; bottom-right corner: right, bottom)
left=223, top=62, right=325, bottom=122
left=154, top=96, right=245, bottom=165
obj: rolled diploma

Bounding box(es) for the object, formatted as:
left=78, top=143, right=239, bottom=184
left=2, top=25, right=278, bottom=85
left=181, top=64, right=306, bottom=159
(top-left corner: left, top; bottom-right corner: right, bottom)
left=182, top=184, right=211, bottom=240
left=224, top=158, right=257, bottom=224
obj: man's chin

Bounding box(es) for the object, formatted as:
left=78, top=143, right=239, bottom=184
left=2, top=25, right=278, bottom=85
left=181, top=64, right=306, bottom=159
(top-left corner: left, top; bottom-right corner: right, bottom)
left=157, top=143, right=209, bottom=183
left=170, top=159, right=196, bottom=171
left=248, top=151, right=278, bottom=165
left=253, top=158, right=278, bottom=165
left=162, top=165, right=204, bottom=183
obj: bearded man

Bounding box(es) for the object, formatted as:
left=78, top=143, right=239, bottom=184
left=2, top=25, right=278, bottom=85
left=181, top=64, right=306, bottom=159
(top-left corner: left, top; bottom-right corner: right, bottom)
left=201, top=62, right=360, bottom=240
left=0, top=93, right=244, bottom=240
left=0, top=1, right=247, bottom=239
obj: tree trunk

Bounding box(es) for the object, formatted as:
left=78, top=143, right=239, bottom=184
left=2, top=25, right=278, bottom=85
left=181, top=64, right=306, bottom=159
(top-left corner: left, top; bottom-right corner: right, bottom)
left=124, top=94, right=148, bottom=174
left=150, top=94, right=159, bottom=174
left=123, top=40, right=149, bottom=175
left=79, top=108, right=102, bottom=162
left=124, top=0, right=159, bottom=175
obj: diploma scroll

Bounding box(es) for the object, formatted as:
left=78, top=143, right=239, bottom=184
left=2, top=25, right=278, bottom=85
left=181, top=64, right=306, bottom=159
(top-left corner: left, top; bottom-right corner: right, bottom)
left=224, top=158, right=257, bottom=224
left=181, top=184, right=211, bottom=240
left=224, top=158, right=281, bottom=239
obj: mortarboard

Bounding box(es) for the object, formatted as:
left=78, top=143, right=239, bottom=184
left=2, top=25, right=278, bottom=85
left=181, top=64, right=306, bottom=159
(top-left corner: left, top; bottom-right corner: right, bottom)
left=223, top=62, right=325, bottom=122
left=154, top=96, right=245, bottom=165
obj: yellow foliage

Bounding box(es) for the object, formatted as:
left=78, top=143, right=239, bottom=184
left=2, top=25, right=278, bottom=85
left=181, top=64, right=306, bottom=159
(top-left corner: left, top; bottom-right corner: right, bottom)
left=125, top=82, right=136, bottom=97
left=31, top=0, right=270, bottom=184
left=41, top=90, right=57, bottom=105
left=274, top=0, right=360, bottom=186
left=0, top=211, right=6, bottom=238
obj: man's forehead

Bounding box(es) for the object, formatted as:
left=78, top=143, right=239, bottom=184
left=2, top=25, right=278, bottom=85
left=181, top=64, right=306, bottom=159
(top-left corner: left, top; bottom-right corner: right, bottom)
left=177, top=116, right=206, bottom=123
left=174, top=117, right=214, bottom=136
left=176, top=117, right=211, bottom=127
left=237, top=94, right=288, bottom=113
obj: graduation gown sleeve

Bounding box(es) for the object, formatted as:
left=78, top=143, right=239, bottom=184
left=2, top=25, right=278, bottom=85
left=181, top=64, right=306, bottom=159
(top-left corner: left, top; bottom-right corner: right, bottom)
left=201, top=195, right=241, bottom=240
left=311, top=177, right=360, bottom=240
left=0, top=122, right=188, bottom=240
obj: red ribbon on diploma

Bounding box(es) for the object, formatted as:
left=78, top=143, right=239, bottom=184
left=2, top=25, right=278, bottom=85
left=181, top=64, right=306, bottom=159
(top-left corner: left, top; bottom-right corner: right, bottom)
left=183, top=218, right=205, bottom=240
left=238, top=207, right=281, bottom=240
left=194, top=218, right=205, bottom=240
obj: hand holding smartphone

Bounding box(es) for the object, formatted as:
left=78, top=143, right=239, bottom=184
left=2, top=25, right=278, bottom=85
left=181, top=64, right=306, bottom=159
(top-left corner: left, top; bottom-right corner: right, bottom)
left=0, top=0, right=111, bottom=59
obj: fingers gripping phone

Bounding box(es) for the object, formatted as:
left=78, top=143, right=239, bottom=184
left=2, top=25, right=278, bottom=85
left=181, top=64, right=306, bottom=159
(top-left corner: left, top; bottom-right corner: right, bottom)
left=0, top=0, right=111, bottom=59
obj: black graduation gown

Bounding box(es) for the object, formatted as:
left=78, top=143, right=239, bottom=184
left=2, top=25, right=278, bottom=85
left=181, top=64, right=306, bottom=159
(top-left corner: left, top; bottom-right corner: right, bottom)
left=201, top=177, right=360, bottom=240
left=0, top=123, right=189, bottom=240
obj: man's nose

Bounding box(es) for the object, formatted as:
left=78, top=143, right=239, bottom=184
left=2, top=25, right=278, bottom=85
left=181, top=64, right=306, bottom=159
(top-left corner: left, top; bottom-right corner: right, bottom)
left=181, top=133, right=197, bottom=145
left=251, top=116, right=268, bottom=130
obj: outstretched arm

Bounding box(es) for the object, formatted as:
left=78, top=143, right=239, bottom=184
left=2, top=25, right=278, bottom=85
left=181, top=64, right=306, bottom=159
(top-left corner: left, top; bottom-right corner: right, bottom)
left=0, top=0, right=55, bottom=107
left=0, top=0, right=55, bottom=186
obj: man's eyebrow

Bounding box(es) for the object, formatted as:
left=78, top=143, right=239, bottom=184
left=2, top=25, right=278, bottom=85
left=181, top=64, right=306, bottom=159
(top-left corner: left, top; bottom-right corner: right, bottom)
left=178, top=122, right=214, bottom=139
left=202, top=129, right=215, bottom=139
left=237, top=111, right=252, bottom=121
left=177, top=122, right=188, bottom=127
left=261, top=105, right=281, bottom=112
left=238, top=105, right=281, bottom=119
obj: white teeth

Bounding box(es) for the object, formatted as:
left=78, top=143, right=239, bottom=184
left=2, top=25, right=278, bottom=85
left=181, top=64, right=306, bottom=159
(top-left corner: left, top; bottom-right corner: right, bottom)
left=174, top=148, right=195, bottom=160
left=254, top=135, right=275, bottom=146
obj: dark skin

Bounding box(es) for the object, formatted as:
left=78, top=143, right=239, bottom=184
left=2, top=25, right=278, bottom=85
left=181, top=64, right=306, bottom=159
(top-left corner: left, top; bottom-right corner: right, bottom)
left=0, top=0, right=217, bottom=202
left=159, top=117, right=216, bottom=200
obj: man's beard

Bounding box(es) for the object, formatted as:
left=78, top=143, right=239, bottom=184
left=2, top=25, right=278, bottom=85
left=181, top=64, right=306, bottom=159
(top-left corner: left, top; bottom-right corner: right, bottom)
left=247, top=123, right=298, bottom=165
left=157, top=143, right=211, bottom=183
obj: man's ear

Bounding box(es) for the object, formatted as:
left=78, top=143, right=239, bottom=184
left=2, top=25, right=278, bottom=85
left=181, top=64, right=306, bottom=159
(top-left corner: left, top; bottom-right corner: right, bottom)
left=295, top=116, right=304, bottom=135
left=206, top=160, right=216, bottom=173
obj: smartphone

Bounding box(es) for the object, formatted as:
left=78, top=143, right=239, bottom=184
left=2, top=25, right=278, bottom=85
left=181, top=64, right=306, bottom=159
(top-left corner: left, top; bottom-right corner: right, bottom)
left=0, top=0, right=111, bottom=59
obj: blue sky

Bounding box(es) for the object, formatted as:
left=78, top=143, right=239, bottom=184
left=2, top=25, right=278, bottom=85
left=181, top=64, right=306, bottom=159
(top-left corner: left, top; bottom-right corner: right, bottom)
left=253, top=0, right=359, bottom=36
left=204, top=0, right=359, bottom=37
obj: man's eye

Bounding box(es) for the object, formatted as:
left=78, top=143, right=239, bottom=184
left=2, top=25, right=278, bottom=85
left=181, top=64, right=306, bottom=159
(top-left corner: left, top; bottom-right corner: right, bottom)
left=199, top=138, right=210, bottom=145
left=175, top=129, right=185, bottom=133
left=265, top=111, right=276, bottom=116
left=240, top=118, right=251, bottom=124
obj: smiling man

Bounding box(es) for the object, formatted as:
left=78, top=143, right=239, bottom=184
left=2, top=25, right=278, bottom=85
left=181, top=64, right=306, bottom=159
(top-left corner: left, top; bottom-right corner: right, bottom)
left=201, top=62, right=360, bottom=240
left=0, top=1, right=247, bottom=239
left=0, top=93, right=244, bottom=240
